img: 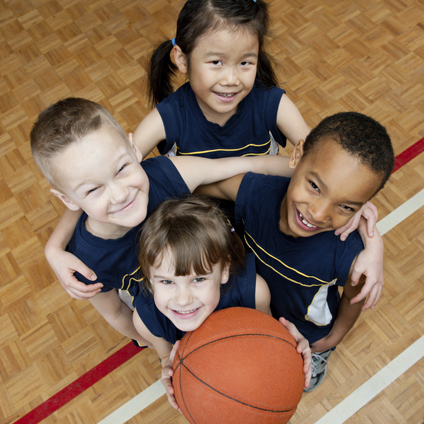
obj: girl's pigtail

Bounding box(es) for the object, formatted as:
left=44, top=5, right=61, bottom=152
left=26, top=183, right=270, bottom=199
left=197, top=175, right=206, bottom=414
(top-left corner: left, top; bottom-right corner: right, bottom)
left=148, top=40, right=178, bottom=106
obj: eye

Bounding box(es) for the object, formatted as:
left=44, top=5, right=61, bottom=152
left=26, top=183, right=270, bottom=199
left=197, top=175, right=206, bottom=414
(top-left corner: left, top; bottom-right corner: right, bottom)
left=193, top=277, right=205, bottom=283
left=86, top=187, right=99, bottom=195
left=309, top=180, right=319, bottom=192
left=340, top=204, right=354, bottom=212
left=240, top=61, right=250, bottom=66
left=211, top=60, right=222, bottom=65
left=160, top=279, right=174, bottom=285
left=117, top=163, right=128, bottom=174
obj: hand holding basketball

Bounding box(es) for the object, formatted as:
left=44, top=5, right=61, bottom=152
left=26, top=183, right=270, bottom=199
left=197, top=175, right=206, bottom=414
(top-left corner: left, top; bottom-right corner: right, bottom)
left=279, top=317, right=312, bottom=388
left=161, top=341, right=180, bottom=410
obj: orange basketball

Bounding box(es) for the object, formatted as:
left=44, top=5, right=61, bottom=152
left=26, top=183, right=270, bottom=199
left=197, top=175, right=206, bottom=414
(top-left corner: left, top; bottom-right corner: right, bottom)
left=172, top=307, right=304, bottom=424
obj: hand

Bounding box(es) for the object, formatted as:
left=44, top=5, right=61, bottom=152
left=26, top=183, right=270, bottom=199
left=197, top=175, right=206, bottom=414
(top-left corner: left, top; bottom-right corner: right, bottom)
left=335, top=201, right=378, bottom=241
left=46, top=248, right=102, bottom=299
left=161, top=340, right=180, bottom=410
left=279, top=317, right=311, bottom=389
left=349, top=225, right=384, bottom=310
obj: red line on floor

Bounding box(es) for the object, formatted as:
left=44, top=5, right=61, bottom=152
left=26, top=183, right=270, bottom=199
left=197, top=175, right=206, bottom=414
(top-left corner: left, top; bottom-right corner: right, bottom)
left=14, top=343, right=142, bottom=424
left=392, top=137, right=424, bottom=173
left=13, top=137, right=424, bottom=424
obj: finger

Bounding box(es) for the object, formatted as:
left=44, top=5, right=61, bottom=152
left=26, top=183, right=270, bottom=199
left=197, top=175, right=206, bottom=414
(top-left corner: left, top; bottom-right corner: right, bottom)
left=349, top=267, right=362, bottom=287
left=70, top=259, right=97, bottom=281
left=170, top=340, right=180, bottom=363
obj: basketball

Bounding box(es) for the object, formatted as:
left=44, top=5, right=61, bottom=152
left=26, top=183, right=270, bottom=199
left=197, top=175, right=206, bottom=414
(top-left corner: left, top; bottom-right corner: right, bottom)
left=172, top=307, right=304, bottom=424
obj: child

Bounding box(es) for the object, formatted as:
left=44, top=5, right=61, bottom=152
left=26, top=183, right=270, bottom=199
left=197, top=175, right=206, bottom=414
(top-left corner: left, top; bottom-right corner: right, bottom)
left=30, top=97, right=294, bottom=346
left=132, top=195, right=312, bottom=408
left=195, top=112, right=395, bottom=391
left=133, top=0, right=311, bottom=158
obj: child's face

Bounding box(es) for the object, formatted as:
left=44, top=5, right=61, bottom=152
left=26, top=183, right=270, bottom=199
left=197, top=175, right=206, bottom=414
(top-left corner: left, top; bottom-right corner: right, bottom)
left=280, top=138, right=383, bottom=238
left=151, top=249, right=230, bottom=333
left=175, top=28, right=258, bottom=126
left=50, top=127, right=149, bottom=237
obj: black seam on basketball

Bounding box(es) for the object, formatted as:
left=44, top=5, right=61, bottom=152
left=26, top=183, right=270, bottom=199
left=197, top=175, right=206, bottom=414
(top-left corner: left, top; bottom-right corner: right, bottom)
left=181, top=333, right=297, bottom=360
left=179, top=367, right=199, bottom=424
left=181, top=363, right=296, bottom=413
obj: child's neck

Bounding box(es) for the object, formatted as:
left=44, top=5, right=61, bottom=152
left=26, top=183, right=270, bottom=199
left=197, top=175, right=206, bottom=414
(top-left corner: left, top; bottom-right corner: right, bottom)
left=195, top=94, right=238, bottom=127
left=85, top=217, right=132, bottom=240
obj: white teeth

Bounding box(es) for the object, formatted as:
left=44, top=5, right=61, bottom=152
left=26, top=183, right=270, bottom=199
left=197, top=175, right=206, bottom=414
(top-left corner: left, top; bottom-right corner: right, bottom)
left=218, top=93, right=233, bottom=97
left=176, top=309, right=197, bottom=314
left=299, top=212, right=317, bottom=228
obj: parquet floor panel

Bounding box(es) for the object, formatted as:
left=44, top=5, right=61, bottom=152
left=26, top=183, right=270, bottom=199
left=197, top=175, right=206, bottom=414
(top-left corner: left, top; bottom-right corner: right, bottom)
left=0, top=0, right=423, bottom=423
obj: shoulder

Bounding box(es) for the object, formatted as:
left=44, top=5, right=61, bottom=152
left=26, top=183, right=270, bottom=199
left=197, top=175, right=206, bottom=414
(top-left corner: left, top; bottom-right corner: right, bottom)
left=239, top=172, right=289, bottom=200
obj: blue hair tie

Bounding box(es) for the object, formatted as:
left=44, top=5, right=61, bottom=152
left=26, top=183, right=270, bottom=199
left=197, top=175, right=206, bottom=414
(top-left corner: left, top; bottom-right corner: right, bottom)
left=172, top=38, right=176, bottom=46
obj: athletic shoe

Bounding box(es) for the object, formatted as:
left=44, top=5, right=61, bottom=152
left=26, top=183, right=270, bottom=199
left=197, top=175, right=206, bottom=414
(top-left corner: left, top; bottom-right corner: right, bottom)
left=304, top=349, right=332, bottom=392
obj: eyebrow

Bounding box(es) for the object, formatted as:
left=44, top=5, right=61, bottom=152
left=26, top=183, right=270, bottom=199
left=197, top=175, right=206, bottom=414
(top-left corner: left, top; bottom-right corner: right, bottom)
left=203, top=51, right=258, bottom=59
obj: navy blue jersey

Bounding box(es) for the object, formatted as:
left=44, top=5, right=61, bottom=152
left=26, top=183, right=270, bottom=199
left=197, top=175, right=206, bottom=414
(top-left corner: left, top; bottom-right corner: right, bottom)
left=134, top=253, right=257, bottom=344
left=66, top=156, right=190, bottom=303
left=156, top=81, right=286, bottom=158
left=235, top=173, right=364, bottom=344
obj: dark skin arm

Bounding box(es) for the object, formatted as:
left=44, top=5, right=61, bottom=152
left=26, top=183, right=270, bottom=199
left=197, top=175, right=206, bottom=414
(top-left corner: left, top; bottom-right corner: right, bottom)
left=310, top=257, right=365, bottom=353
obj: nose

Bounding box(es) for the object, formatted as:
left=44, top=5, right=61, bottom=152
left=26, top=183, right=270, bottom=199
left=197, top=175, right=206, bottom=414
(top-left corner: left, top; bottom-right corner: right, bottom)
left=221, top=67, right=240, bottom=86
left=175, top=285, right=193, bottom=307
left=307, top=200, right=330, bottom=224
left=109, top=182, right=129, bottom=204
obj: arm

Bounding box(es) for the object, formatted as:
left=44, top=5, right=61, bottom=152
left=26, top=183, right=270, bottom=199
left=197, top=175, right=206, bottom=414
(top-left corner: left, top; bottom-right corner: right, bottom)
left=194, top=174, right=244, bottom=202
left=254, top=274, right=271, bottom=316
left=170, top=154, right=293, bottom=193
left=311, top=259, right=365, bottom=353
left=45, top=208, right=102, bottom=299
left=276, top=94, right=310, bottom=146
left=132, top=108, right=166, bottom=158
left=90, top=290, right=151, bottom=346
left=133, top=310, right=178, bottom=409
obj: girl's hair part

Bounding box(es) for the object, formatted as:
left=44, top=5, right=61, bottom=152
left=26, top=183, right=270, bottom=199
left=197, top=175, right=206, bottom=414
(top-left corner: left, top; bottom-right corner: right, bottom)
left=138, top=195, right=245, bottom=293
left=148, top=0, right=277, bottom=105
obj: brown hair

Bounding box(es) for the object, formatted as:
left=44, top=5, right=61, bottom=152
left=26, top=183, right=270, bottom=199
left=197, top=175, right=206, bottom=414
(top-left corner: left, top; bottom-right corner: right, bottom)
left=30, top=97, right=128, bottom=186
left=138, top=195, right=245, bottom=293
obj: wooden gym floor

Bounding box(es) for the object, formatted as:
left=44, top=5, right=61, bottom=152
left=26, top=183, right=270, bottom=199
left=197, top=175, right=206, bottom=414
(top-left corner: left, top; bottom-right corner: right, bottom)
left=0, top=0, right=423, bottom=423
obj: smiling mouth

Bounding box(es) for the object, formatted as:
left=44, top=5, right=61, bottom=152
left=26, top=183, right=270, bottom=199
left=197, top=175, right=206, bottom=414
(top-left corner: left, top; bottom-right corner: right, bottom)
left=174, top=308, right=199, bottom=314
left=298, top=211, right=318, bottom=229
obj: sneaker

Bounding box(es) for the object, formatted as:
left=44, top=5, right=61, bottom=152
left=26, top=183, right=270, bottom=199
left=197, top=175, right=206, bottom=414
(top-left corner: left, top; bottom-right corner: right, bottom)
left=303, top=349, right=332, bottom=392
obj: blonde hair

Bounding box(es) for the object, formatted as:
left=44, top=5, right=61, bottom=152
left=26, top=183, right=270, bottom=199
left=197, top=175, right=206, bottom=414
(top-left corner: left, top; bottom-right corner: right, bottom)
left=30, top=97, right=128, bottom=186
left=138, top=195, right=245, bottom=293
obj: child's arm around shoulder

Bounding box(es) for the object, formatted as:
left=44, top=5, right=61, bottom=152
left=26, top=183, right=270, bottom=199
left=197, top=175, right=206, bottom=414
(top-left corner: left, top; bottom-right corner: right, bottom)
left=132, top=108, right=166, bottom=158
left=170, top=154, right=292, bottom=193
left=45, top=208, right=102, bottom=299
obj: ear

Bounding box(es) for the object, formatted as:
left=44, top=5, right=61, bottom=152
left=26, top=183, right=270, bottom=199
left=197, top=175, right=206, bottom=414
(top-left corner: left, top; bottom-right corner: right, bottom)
left=173, top=45, right=188, bottom=74
left=50, top=188, right=81, bottom=211
left=289, top=139, right=305, bottom=169
left=128, top=133, right=143, bottom=162
left=220, top=262, right=231, bottom=286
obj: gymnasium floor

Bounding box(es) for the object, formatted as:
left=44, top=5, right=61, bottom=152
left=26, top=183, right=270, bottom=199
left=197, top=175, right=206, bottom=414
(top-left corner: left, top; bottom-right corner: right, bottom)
left=0, top=0, right=423, bottom=423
